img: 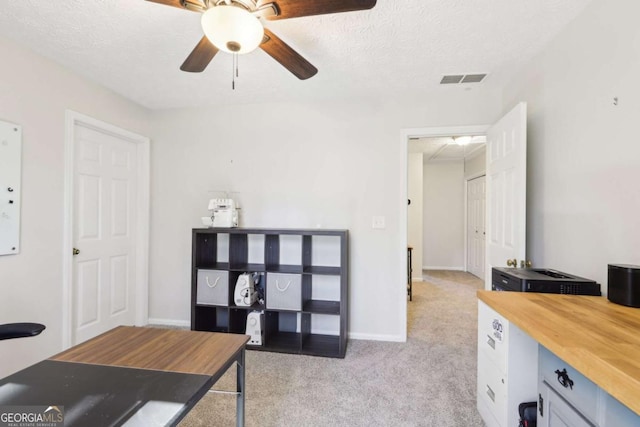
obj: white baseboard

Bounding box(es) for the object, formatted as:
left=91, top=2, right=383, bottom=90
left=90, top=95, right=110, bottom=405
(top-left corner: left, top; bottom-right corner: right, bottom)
left=423, top=266, right=465, bottom=271
left=147, top=318, right=190, bottom=328
left=411, top=276, right=423, bottom=282
left=348, top=332, right=406, bottom=342
left=147, top=319, right=405, bottom=343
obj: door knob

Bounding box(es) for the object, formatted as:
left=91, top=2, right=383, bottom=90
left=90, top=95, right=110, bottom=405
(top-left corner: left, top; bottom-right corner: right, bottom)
left=520, top=260, right=532, bottom=268
left=73, top=248, right=80, bottom=256
left=506, top=258, right=517, bottom=267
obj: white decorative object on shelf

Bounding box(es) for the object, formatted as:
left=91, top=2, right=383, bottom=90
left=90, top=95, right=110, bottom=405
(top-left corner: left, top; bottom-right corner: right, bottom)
left=207, top=198, right=239, bottom=227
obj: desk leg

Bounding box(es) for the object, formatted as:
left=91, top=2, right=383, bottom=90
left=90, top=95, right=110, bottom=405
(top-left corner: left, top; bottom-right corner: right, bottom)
left=236, top=348, right=245, bottom=427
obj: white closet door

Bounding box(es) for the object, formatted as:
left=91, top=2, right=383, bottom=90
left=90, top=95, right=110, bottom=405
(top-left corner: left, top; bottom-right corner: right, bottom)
left=467, top=176, right=486, bottom=279
left=73, top=124, right=138, bottom=344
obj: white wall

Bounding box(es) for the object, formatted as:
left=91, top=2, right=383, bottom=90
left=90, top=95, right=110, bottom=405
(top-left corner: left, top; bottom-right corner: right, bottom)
left=407, top=153, right=423, bottom=280
left=422, top=161, right=465, bottom=270
left=0, top=36, right=151, bottom=377
left=464, top=148, right=486, bottom=180
left=147, top=93, right=501, bottom=341
left=503, top=0, right=640, bottom=292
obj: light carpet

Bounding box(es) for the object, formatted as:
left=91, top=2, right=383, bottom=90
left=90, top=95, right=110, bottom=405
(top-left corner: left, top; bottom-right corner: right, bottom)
left=179, top=270, right=484, bottom=427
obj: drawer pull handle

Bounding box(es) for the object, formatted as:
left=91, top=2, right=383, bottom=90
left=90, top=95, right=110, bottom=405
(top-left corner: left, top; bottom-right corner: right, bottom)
left=555, top=368, right=574, bottom=390
left=206, top=276, right=221, bottom=288
left=487, top=335, right=495, bottom=349
left=486, top=385, right=495, bottom=402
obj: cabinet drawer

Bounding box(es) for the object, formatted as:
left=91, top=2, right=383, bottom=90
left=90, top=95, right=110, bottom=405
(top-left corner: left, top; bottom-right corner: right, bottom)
left=478, top=301, right=509, bottom=370
left=477, top=351, right=507, bottom=423
left=539, top=346, right=598, bottom=423
left=541, top=382, right=594, bottom=427
left=196, top=270, right=229, bottom=306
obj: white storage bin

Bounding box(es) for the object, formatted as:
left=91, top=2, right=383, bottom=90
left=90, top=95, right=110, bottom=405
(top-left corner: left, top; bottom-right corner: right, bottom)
left=196, top=270, right=229, bottom=306
left=266, top=273, right=301, bottom=310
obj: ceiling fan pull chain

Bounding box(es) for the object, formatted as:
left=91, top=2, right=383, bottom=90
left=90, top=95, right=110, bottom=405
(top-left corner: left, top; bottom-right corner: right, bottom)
left=230, top=53, right=240, bottom=90
left=231, top=53, right=236, bottom=90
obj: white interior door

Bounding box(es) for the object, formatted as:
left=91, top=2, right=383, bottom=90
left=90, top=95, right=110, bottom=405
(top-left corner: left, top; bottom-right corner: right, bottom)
left=72, top=123, right=139, bottom=344
left=467, top=175, right=486, bottom=279
left=485, top=102, right=527, bottom=288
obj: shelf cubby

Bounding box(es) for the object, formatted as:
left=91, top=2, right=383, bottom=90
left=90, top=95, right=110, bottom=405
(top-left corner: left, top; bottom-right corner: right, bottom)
left=228, top=308, right=248, bottom=335
left=193, top=306, right=228, bottom=333
left=264, top=311, right=301, bottom=353
left=302, top=334, right=341, bottom=358
left=303, top=300, right=340, bottom=315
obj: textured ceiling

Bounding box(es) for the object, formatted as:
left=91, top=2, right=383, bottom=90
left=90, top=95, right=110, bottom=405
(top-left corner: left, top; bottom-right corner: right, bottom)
left=409, top=137, right=485, bottom=162
left=0, top=0, right=592, bottom=110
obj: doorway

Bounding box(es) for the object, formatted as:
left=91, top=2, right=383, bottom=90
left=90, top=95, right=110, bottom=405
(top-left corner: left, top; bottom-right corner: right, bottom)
left=62, top=111, right=150, bottom=348
left=407, top=134, right=487, bottom=276
left=401, top=103, right=528, bottom=341
left=400, top=125, right=489, bottom=341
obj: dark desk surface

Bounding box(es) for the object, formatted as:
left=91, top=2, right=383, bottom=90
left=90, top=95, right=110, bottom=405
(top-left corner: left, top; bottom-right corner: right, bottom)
left=0, top=327, right=250, bottom=427
left=0, top=360, right=212, bottom=426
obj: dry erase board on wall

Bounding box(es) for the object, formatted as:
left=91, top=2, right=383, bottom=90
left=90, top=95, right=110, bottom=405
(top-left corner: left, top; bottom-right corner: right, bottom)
left=0, top=120, right=22, bottom=255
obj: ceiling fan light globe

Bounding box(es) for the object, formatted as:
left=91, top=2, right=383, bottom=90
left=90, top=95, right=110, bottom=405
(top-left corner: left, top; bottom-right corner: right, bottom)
left=201, top=6, right=264, bottom=55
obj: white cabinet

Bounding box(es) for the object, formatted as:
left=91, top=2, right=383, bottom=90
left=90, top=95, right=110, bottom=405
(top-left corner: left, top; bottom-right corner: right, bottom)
left=538, top=346, right=640, bottom=427
left=538, top=346, right=599, bottom=425
left=477, top=301, right=538, bottom=427
left=540, top=382, right=593, bottom=427
left=478, top=293, right=640, bottom=427
left=602, top=393, right=640, bottom=426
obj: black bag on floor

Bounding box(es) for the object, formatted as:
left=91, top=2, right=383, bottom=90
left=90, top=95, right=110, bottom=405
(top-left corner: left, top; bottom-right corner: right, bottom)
left=518, top=401, right=537, bottom=427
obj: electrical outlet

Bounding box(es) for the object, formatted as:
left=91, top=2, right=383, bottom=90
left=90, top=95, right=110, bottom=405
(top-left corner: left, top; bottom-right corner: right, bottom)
left=372, top=216, right=386, bottom=229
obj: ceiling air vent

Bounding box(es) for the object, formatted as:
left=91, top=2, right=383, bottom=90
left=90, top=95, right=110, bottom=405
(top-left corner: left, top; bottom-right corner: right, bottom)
left=441, top=73, right=487, bottom=84
left=440, top=75, right=464, bottom=84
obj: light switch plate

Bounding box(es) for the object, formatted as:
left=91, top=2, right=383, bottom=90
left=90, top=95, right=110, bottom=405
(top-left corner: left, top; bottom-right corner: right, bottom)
left=372, top=216, right=386, bottom=229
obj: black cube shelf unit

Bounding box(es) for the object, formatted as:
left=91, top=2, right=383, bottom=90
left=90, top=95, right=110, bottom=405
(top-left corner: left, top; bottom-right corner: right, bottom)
left=191, top=227, right=349, bottom=358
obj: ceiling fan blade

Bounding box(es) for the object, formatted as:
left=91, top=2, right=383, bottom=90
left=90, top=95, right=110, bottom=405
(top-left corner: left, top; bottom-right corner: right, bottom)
left=260, top=29, right=318, bottom=80
left=260, top=0, right=376, bottom=20
left=145, top=0, right=186, bottom=10
left=145, top=0, right=205, bottom=12
left=180, top=36, right=219, bottom=72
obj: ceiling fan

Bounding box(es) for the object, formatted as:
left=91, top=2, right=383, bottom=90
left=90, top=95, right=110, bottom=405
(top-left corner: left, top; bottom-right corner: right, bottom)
left=146, top=0, right=377, bottom=80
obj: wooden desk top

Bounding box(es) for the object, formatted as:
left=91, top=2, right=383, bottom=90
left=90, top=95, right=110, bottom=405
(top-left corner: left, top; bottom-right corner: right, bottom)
left=478, top=290, right=640, bottom=416
left=51, top=326, right=250, bottom=376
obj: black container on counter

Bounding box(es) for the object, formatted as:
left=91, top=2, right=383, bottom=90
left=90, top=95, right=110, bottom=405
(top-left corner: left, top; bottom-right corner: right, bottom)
left=608, top=264, right=640, bottom=307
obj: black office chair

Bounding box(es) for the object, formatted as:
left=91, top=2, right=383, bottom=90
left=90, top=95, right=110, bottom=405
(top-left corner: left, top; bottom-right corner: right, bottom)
left=0, top=323, right=45, bottom=341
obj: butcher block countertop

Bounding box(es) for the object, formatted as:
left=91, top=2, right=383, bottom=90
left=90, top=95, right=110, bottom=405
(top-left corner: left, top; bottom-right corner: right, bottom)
left=478, top=290, right=640, bottom=415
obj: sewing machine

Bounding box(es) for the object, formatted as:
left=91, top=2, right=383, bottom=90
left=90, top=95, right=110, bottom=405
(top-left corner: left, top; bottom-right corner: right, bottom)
left=203, top=198, right=239, bottom=228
